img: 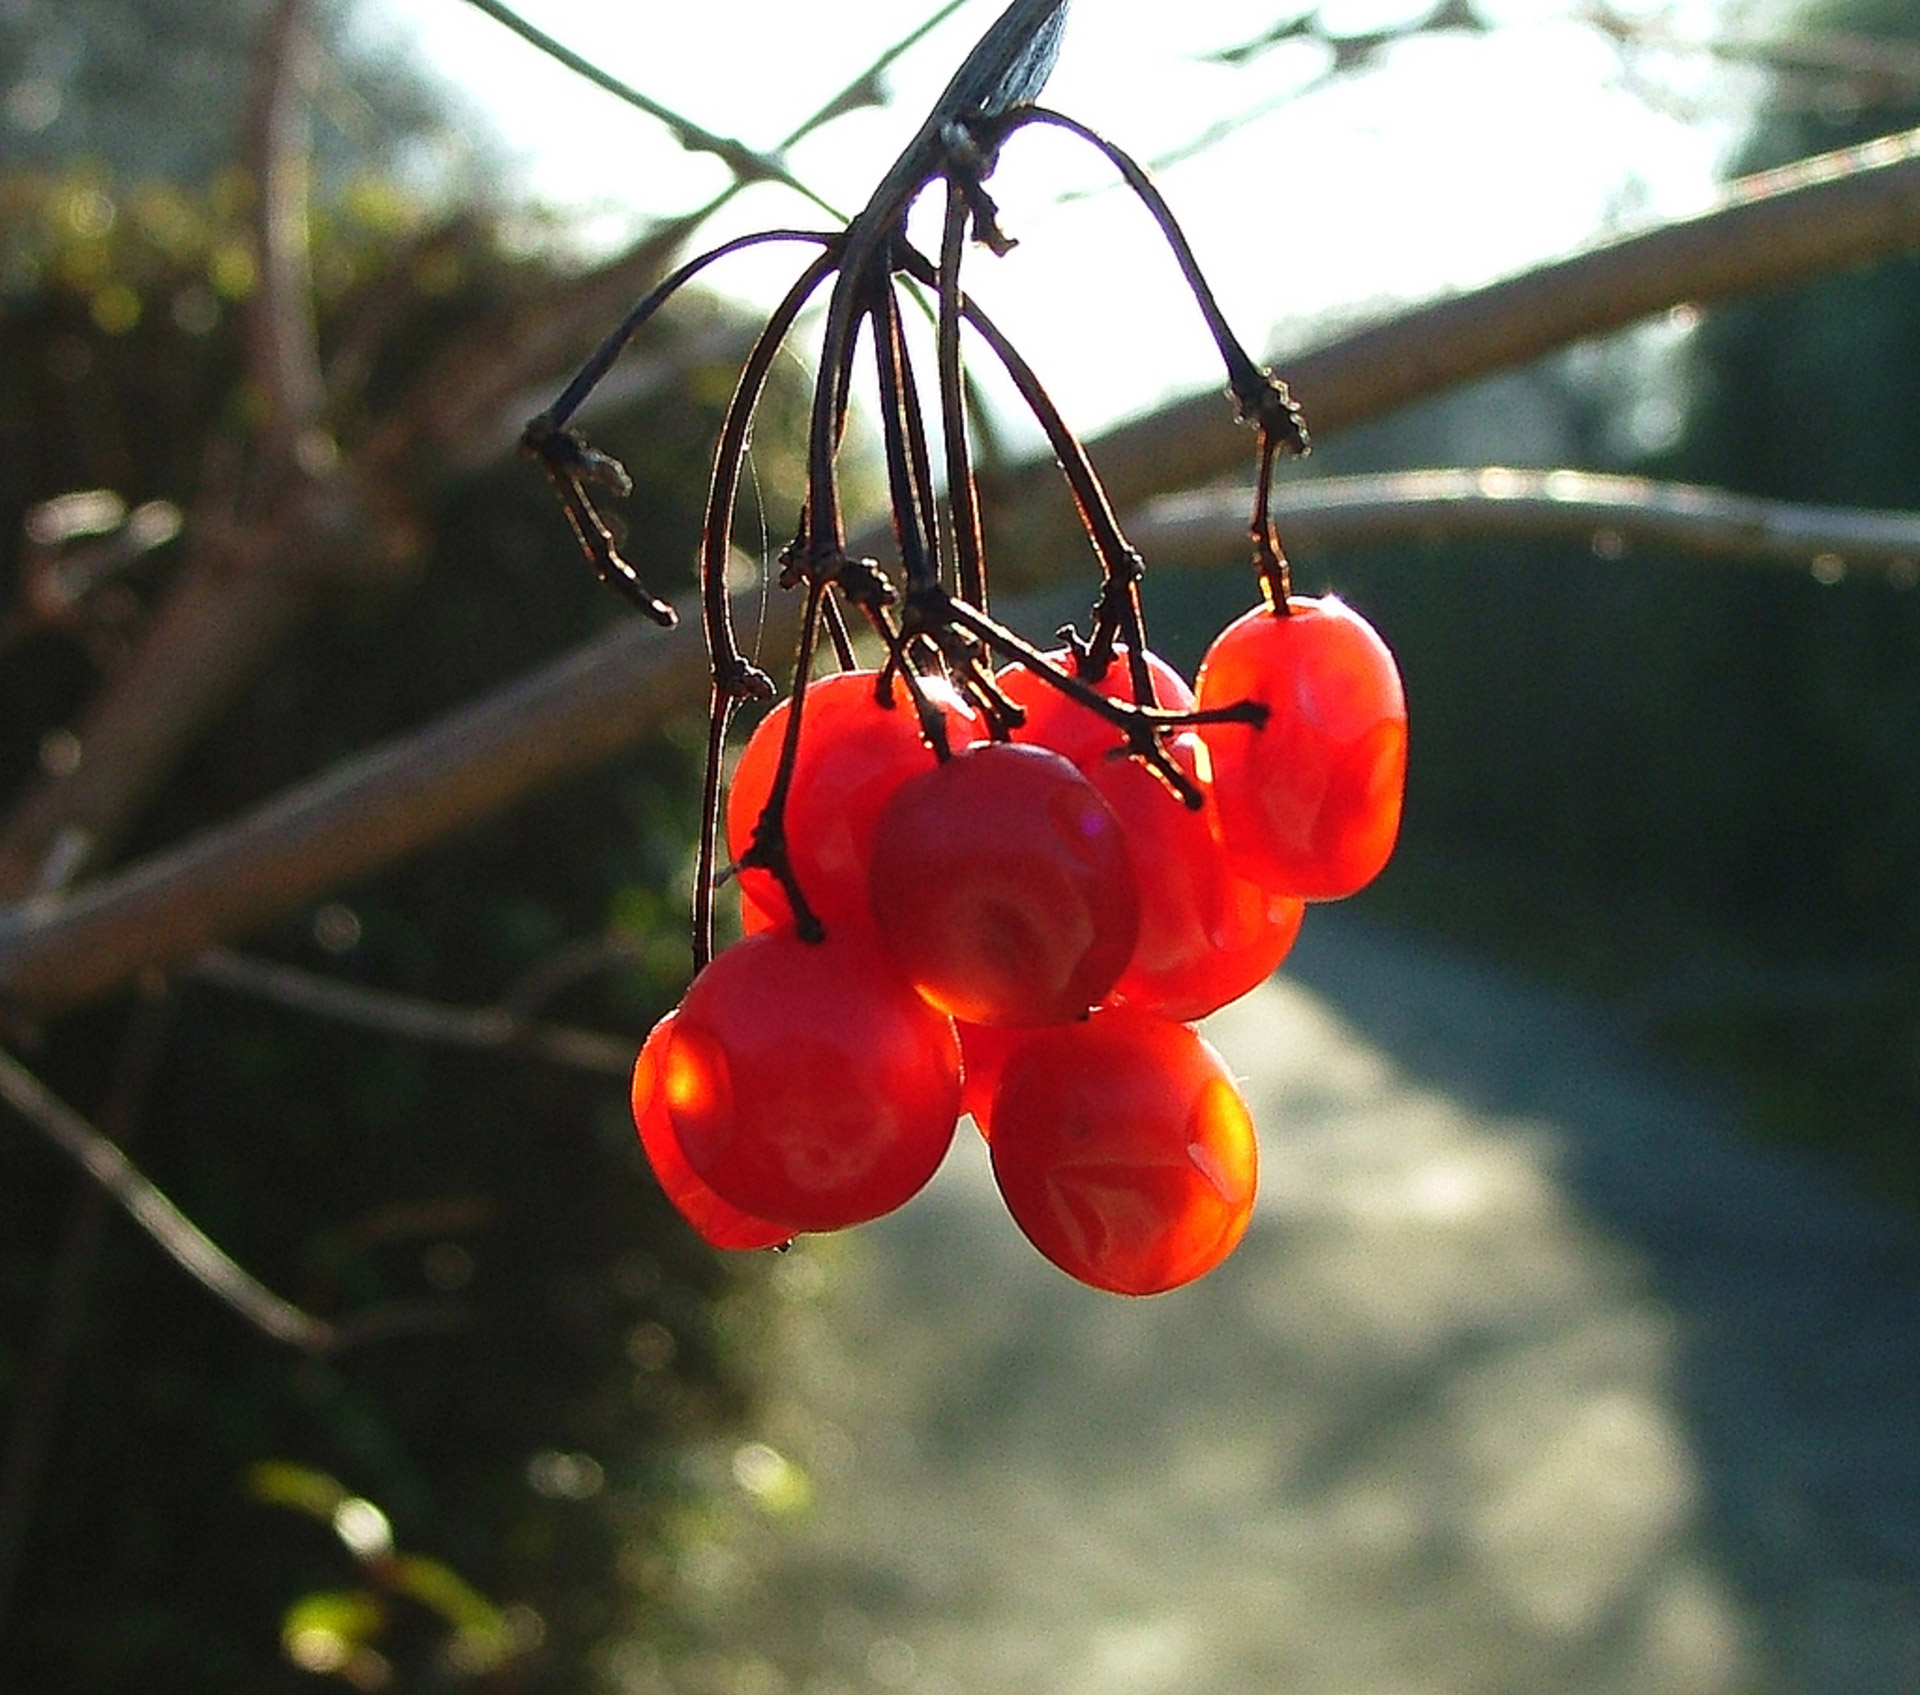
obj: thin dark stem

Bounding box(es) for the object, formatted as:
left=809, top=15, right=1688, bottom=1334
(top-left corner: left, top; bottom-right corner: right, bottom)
left=992, top=103, right=1310, bottom=595
left=871, top=277, right=943, bottom=593
left=700, top=246, right=843, bottom=697
left=534, top=229, right=835, bottom=435
left=1250, top=428, right=1294, bottom=608
left=900, top=245, right=1144, bottom=611
left=997, top=107, right=1277, bottom=419
left=739, top=576, right=833, bottom=941
left=525, top=231, right=838, bottom=628
left=821, top=591, right=858, bottom=672
left=798, top=0, right=1072, bottom=566
left=937, top=180, right=989, bottom=612
left=917, top=589, right=1260, bottom=805
left=693, top=689, right=734, bottom=971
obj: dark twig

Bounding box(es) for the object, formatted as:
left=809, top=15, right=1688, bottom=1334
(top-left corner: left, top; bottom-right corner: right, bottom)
left=0, top=1043, right=338, bottom=1352
left=937, top=181, right=989, bottom=611
left=188, top=948, right=637, bottom=1075
left=457, top=0, right=830, bottom=209
left=0, top=1043, right=471, bottom=1356
left=0, top=981, right=175, bottom=1643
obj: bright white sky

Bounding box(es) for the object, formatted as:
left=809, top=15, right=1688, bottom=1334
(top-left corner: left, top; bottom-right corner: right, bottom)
left=354, top=0, right=1752, bottom=443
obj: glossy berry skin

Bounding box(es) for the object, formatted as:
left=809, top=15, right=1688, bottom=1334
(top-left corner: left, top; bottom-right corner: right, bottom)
left=1000, top=646, right=1301, bottom=1021
left=988, top=1007, right=1258, bottom=1296
left=996, top=645, right=1195, bottom=769
left=867, top=741, right=1141, bottom=1027
left=662, top=928, right=961, bottom=1232
left=1195, top=597, right=1406, bottom=901
left=631, top=1014, right=793, bottom=1251
left=1095, top=734, right=1306, bottom=1022
left=727, top=668, right=981, bottom=933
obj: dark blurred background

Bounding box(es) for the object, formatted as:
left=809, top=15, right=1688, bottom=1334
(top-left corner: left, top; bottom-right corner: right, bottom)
left=0, top=0, right=810, bottom=1687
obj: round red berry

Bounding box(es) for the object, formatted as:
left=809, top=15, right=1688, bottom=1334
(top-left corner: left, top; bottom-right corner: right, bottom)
left=662, top=928, right=961, bottom=1231
left=867, top=741, right=1141, bottom=1027
left=988, top=1007, right=1258, bottom=1295
left=1195, top=597, right=1406, bottom=900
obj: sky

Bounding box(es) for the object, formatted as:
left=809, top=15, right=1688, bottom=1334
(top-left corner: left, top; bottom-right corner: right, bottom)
left=352, top=0, right=1755, bottom=443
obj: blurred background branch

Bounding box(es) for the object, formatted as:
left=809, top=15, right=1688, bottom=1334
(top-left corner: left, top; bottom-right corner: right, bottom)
left=8, top=118, right=1920, bottom=1016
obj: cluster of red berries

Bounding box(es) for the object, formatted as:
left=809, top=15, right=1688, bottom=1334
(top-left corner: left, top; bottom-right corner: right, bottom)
left=631, top=595, right=1406, bottom=1295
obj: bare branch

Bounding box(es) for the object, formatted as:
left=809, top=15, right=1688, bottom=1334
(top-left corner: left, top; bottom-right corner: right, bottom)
left=189, top=948, right=637, bottom=1076
left=458, top=0, right=829, bottom=208
left=1582, top=3, right=1920, bottom=100
left=12, top=124, right=1920, bottom=1014
left=400, top=0, right=979, bottom=472
left=0, top=0, right=353, bottom=903
left=243, top=0, right=327, bottom=471
left=0, top=1044, right=336, bottom=1353
left=0, top=983, right=175, bottom=1641
left=0, top=1, right=976, bottom=905
left=0, top=595, right=739, bottom=1018
left=985, top=122, right=1920, bottom=576
left=1127, top=469, right=1920, bottom=581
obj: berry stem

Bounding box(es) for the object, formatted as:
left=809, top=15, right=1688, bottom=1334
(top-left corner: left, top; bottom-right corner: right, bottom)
left=736, top=574, right=834, bottom=942
left=871, top=272, right=944, bottom=595
left=898, top=245, right=1145, bottom=611
left=700, top=246, right=843, bottom=700
left=937, top=178, right=989, bottom=614
left=692, top=686, right=734, bottom=970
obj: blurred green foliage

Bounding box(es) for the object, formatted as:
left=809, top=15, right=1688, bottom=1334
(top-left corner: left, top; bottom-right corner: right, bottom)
left=0, top=110, right=808, bottom=1695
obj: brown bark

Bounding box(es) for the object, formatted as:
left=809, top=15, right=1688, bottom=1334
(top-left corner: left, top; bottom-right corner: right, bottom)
left=10, top=125, right=1920, bottom=1016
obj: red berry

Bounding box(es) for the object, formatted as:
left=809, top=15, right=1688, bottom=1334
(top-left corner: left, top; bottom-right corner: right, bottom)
left=1094, top=734, right=1306, bottom=1021
left=988, top=1007, right=1258, bottom=1295
left=727, top=668, right=981, bottom=933
left=662, top=928, right=961, bottom=1232
left=996, top=645, right=1195, bottom=769
left=999, top=647, right=1301, bottom=1020
left=632, top=1014, right=793, bottom=1251
left=1195, top=597, right=1406, bottom=900
left=867, top=741, right=1141, bottom=1027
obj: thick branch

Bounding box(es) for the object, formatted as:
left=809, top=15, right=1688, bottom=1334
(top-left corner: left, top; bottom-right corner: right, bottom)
left=1128, top=469, right=1920, bottom=578
left=0, top=592, right=755, bottom=1018
left=13, top=126, right=1920, bottom=1014
left=984, top=123, right=1920, bottom=575
left=243, top=0, right=327, bottom=470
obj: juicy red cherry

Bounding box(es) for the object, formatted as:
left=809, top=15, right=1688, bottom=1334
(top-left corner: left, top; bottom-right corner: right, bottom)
left=727, top=668, right=981, bottom=933
left=988, top=1007, right=1258, bottom=1296
left=632, top=1014, right=792, bottom=1251
left=996, top=645, right=1194, bottom=770
left=1195, top=597, right=1406, bottom=901
left=867, top=742, right=1141, bottom=1027
left=1093, top=733, right=1306, bottom=1022
left=999, top=648, right=1300, bottom=1021
left=662, top=928, right=961, bottom=1232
